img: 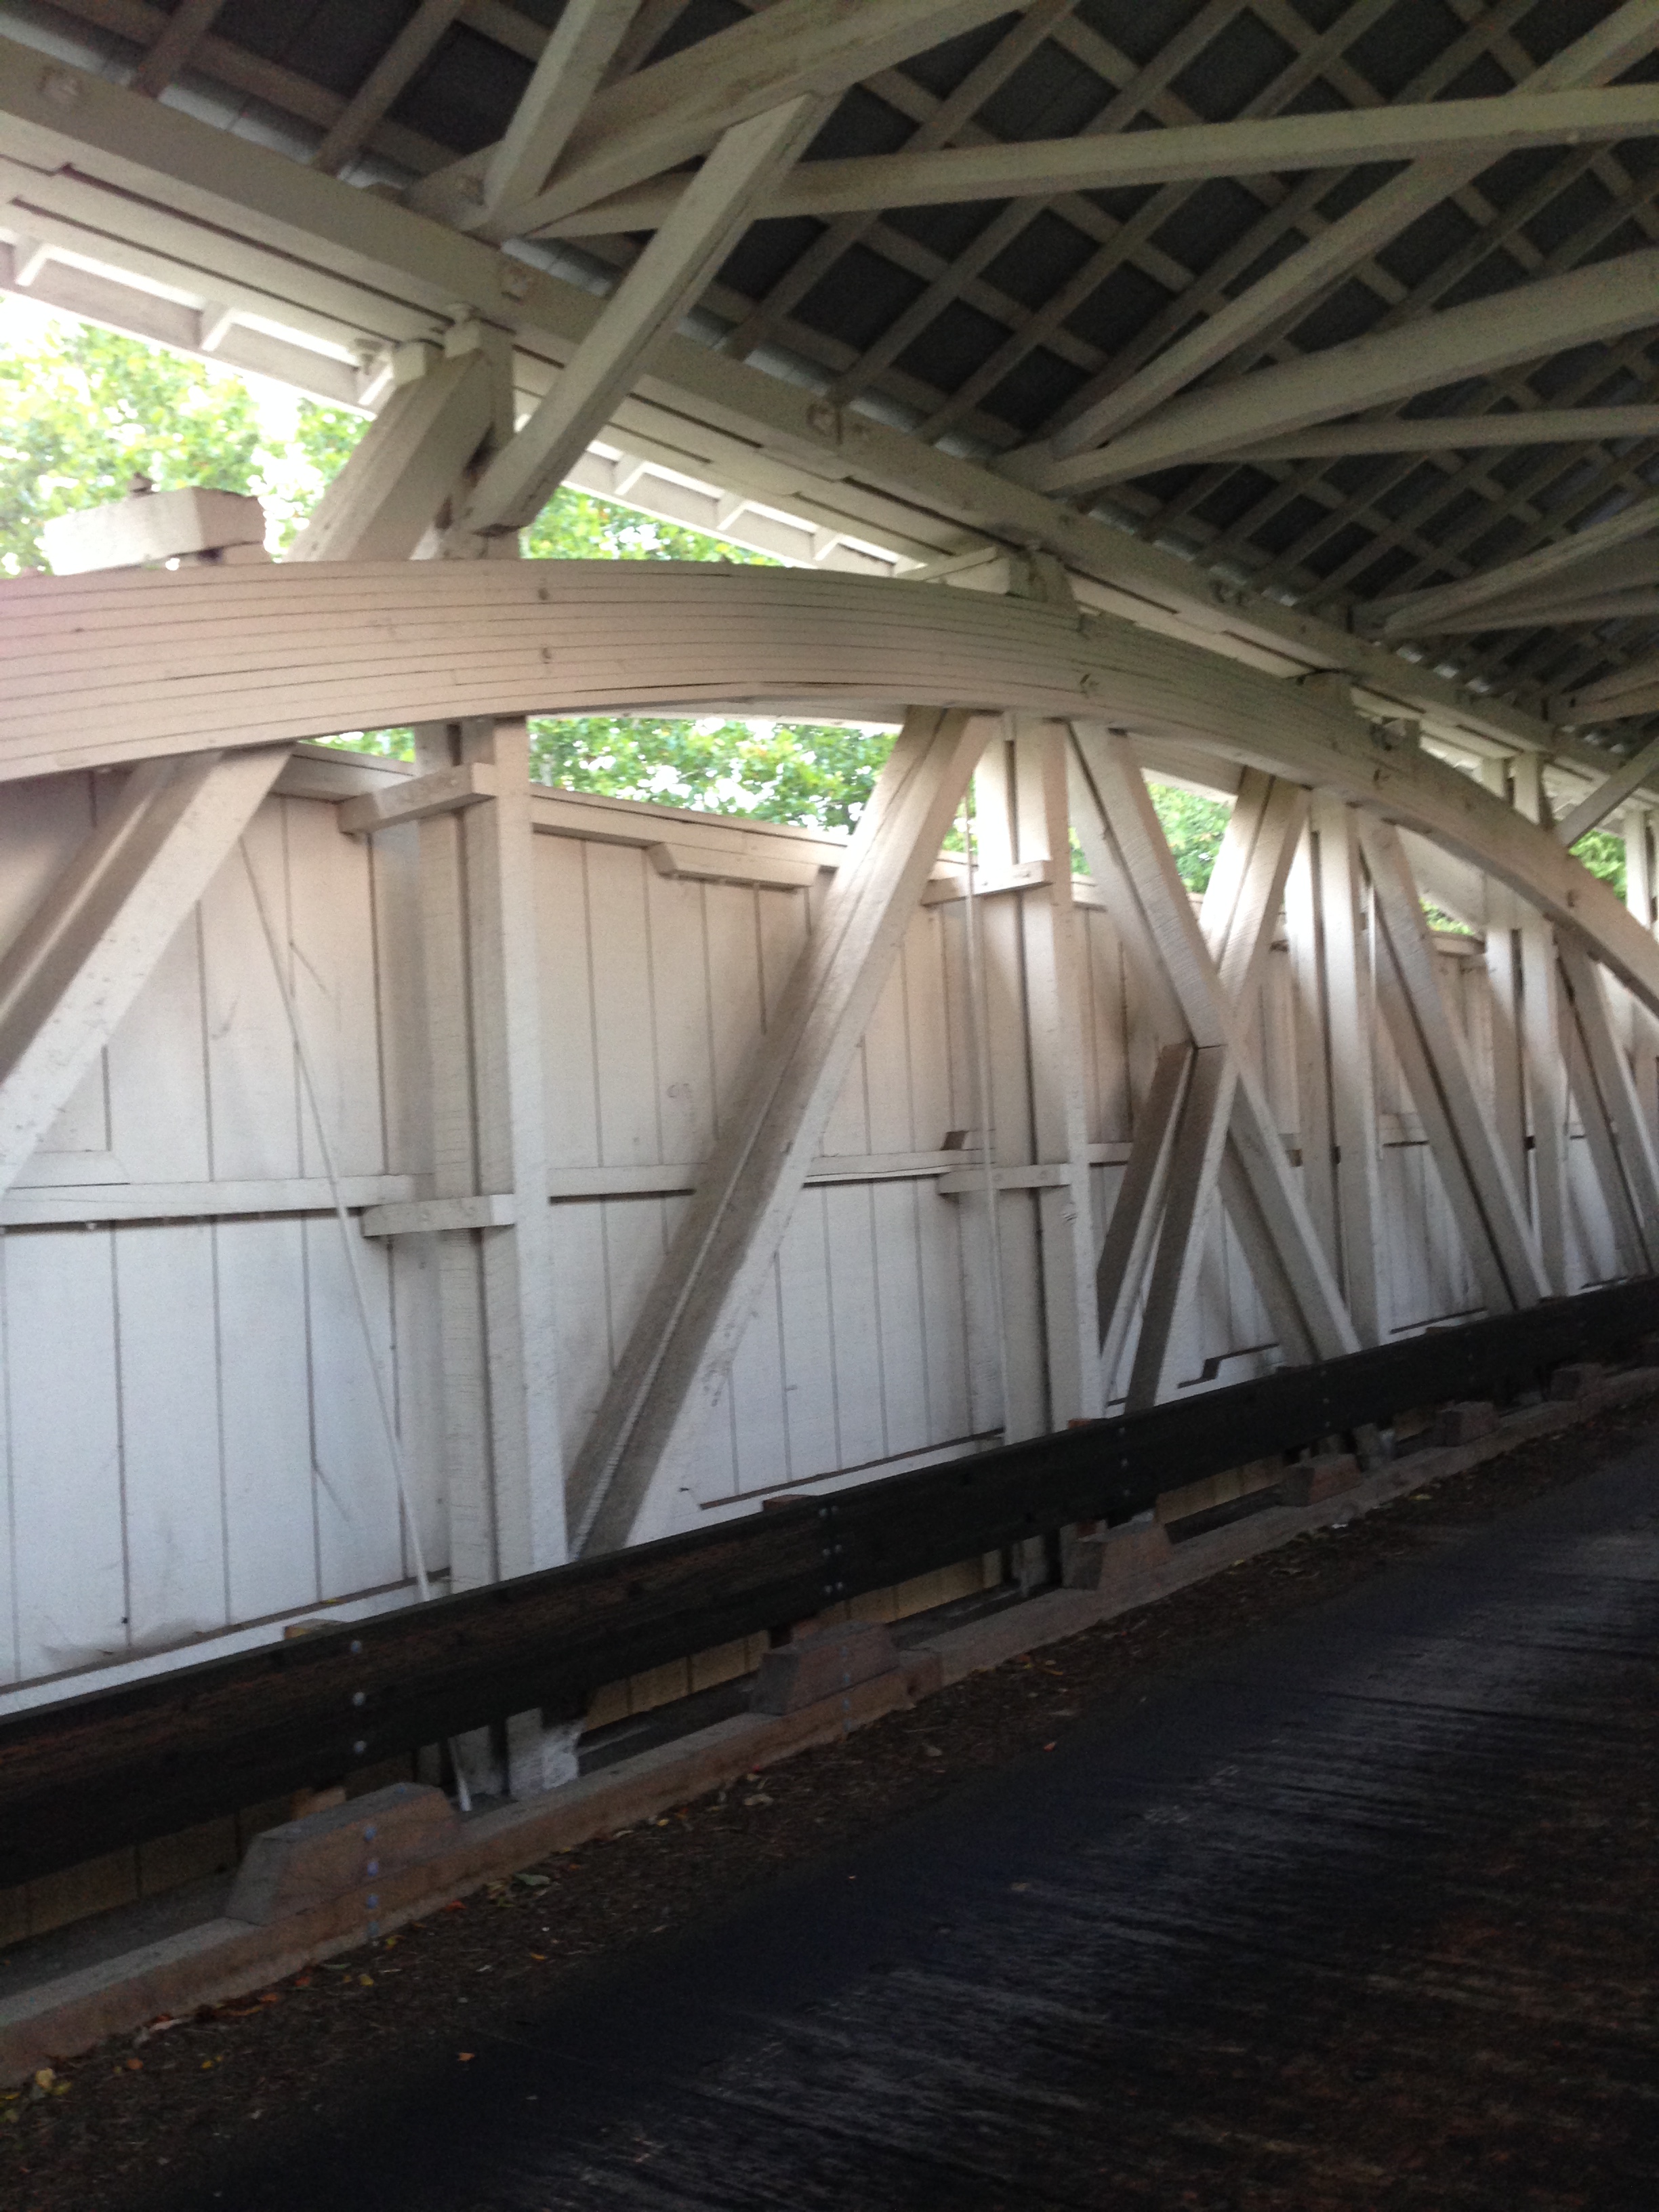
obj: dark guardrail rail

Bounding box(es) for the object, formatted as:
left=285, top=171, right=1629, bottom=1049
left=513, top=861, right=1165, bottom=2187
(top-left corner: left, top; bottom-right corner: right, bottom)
left=5, top=1278, right=1658, bottom=1885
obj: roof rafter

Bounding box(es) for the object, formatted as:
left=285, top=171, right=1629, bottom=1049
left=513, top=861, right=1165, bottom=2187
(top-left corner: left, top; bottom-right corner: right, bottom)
left=310, top=0, right=469, bottom=177
left=409, top=0, right=1018, bottom=234
left=544, top=88, right=1659, bottom=239
left=1020, top=247, right=1659, bottom=495
left=131, top=0, right=226, bottom=100
left=466, top=0, right=643, bottom=240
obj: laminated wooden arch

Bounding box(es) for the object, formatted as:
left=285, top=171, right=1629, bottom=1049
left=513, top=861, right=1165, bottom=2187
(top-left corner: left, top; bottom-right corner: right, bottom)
left=3, top=555, right=1658, bottom=1555
left=3, top=556, right=1657, bottom=1019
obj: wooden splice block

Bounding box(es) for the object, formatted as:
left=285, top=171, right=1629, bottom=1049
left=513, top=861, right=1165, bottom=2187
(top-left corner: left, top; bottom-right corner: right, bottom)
left=42, top=488, right=267, bottom=574
left=750, top=1622, right=903, bottom=1715
left=226, top=1782, right=457, bottom=1927
left=1280, top=1453, right=1360, bottom=1508
left=1435, top=1400, right=1498, bottom=1446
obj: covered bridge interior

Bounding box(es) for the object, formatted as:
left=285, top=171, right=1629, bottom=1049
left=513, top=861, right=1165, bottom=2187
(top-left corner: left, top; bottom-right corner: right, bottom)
left=3, top=5, right=1659, bottom=2190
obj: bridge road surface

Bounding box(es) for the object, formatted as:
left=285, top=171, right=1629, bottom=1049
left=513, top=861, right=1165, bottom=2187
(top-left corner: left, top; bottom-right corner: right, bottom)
left=177, top=1445, right=1659, bottom=2211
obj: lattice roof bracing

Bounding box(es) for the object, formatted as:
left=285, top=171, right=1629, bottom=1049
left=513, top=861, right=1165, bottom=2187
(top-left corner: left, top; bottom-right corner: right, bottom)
left=7, top=1, right=1659, bottom=743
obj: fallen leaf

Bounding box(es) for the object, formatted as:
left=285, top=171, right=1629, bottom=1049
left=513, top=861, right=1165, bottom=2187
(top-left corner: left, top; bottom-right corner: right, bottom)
left=359, top=1975, right=374, bottom=1988
left=33, top=2069, right=54, bottom=2091
left=529, top=1952, right=547, bottom=1963
left=125, top=2060, right=144, bottom=2073
left=457, top=2052, right=475, bottom=2064
left=292, top=1975, right=312, bottom=1989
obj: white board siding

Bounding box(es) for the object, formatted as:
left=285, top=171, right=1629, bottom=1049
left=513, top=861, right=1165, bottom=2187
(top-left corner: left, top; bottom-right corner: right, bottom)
left=1, top=759, right=1643, bottom=1705
left=3, top=1228, right=123, bottom=1682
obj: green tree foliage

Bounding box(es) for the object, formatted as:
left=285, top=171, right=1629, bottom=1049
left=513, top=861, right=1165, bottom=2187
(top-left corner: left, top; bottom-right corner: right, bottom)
left=1147, top=781, right=1230, bottom=893
left=0, top=318, right=264, bottom=575
left=1570, top=826, right=1626, bottom=900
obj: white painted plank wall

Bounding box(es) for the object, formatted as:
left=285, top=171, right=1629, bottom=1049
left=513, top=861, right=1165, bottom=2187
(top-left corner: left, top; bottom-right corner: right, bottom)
left=0, top=770, right=1633, bottom=1701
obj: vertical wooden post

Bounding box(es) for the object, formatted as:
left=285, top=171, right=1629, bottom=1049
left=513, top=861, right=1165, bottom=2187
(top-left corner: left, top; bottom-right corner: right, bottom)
left=1012, top=720, right=1102, bottom=1424
left=415, top=714, right=568, bottom=1795
left=1622, top=802, right=1659, bottom=1137
left=968, top=726, right=1046, bottom=1441
left=1511, top=755, right=1570, bottom=1292
left=1479, top=758, right=1530, bottom=1208
left=1311, top=795, right=1386, bottom=1343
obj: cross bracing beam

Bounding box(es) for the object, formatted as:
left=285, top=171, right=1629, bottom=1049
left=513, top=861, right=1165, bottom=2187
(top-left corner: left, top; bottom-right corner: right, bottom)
left=569, top=705, right=987, bottom=1557
left=1003, top=1, right=1659, bottom=472
left=12, top=1273, right=1659, bottom=1887
left=407, top=0, right=1019, bottom=234
left=1553, top=733, right=1659, bottom=848
left=1071, top=729, right=1358, bottom=1374
left=542, top=89, right=1659, bottom=238
left=0, top=23, right=1647, bottom=792
left=1359, top=819, right=1547, bottom=1313
left=1558, top=933, right=1659, bottom=1271
left=1122, top=771, right=1313, bottom=1406
left=459, top=96, right=827, bottom=540
left=287, top=343, right=497, bottom=562
left=0, top=743, right=290, bottom=1200
left=1010, top=248, right=1659, bottom=497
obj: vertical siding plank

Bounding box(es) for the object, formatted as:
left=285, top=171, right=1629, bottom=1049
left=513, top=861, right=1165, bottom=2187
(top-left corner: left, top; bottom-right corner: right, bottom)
left=116, top=1222, right=226, bottom=1646
left=105, top=910, right=211, bottom=1183
left=218, top=1218, right=316, bottom=1622
left=536, top=836, right=600, bottom=1172
left=586, top=845, right=659, bottom=1166
left=6, top=1229, right=122, bottom=1681
left=727, top=1258, right=790, bottom=1497
left=777, top=1187, right=839, bottom=1483
left=823, top=1182, right=886, bottom=1469
left=872, top=1179, right=930, bottom=1456
left=550, top=1200, right=611, bottom=1469
left=287, top=798, right=385, bottom=1179
left=306, top=1217, right=405, bottom=1598
left=647, top=869, right=716, bottom=1169
left=202, top=801, right=302, bottom=1182
left=703, top=882, right=764, bottom=1143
